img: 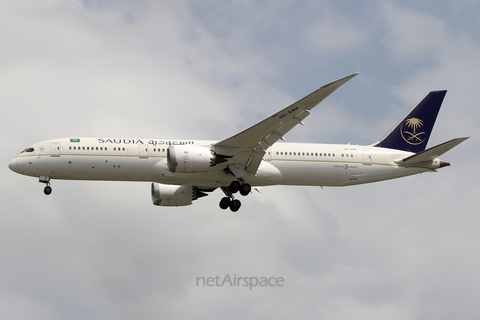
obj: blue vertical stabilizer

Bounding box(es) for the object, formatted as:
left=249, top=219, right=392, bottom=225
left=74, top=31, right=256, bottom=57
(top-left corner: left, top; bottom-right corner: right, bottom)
left=374, top=90, right=446, bottom=153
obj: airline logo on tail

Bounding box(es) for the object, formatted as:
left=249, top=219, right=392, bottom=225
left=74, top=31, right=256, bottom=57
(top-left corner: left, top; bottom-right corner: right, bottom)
left=375, top=90, right=446, bottom=153
left=401, top=117, right=426, bottom=145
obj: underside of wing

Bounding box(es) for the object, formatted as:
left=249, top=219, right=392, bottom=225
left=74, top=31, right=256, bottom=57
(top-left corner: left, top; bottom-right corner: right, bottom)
left=211, top=73, right=359, bottom=175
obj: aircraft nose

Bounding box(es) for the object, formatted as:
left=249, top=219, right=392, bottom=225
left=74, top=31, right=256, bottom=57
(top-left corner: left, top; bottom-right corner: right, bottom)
left=8, top=158, right=17, bottom=173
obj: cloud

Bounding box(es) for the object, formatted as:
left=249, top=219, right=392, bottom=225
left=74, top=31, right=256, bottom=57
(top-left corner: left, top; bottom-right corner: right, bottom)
left=307, top=8, right=369, bottom=55
left=381, top=2, right=447, bottom=62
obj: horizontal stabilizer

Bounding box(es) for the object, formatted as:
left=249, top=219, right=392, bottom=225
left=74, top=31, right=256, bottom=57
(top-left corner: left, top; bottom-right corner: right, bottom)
left=395, top=137, right=469, bottom=165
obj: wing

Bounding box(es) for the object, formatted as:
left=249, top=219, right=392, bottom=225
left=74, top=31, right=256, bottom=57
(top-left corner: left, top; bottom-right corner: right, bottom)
left=211, top=73, right=359, bottom=176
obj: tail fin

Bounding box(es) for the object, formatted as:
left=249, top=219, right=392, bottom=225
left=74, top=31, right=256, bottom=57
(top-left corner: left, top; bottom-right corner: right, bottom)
left=374, top=90, right=446, bottom=153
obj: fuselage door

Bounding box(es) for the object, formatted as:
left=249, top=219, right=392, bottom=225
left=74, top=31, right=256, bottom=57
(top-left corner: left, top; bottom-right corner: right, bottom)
left=50, top=142, right=61, bottom=157
left=362, top=151, right=372, bottom=165
left=139, top=145, right=148, bottom=158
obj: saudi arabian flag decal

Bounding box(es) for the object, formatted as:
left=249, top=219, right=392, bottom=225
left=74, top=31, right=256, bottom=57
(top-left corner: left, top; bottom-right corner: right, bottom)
left=70, top=138, right=80, bottom=143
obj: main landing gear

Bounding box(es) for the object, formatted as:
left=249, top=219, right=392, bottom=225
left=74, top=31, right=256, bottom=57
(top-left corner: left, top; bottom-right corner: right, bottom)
left=219, top=180, right=252, bottom=212
left=40, top=176, right=52, bottom=195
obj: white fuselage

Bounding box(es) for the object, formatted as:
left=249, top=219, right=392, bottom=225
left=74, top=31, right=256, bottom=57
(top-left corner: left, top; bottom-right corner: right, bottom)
left=10, top=137, right=441, bottom=189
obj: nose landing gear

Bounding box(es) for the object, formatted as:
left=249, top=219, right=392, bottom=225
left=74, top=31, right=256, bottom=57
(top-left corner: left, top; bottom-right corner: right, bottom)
left=40, top=176, right=52, bottom=195
left=44, top=185, right=52, bottom=195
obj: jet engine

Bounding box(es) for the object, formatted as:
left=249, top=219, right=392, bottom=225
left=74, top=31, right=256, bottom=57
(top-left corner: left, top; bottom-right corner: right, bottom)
left=167, top=145, right=227, bottom=173
left=151, top=183, right=207, bottom=206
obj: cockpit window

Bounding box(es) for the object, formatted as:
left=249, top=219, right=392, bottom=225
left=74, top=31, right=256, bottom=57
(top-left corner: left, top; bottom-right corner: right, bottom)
left=18, top=147, right=34, bottom=154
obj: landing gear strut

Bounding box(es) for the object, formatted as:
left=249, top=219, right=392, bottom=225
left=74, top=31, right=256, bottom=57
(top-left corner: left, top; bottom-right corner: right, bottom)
left=219, top=180, right=251, bottom=212
left=40, top=176, right=52, bottom=195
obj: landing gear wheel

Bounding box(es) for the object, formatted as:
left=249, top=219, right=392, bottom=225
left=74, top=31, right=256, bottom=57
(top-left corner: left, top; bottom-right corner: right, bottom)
left=44, top=185, right=52, bottom=195
left=239, top=183, right=251, bottom=196
left=229, top=181, right=240, bottom=193
left=219, top=197, right=230, bottom=210
left=229, top=199, right=241, bottom=212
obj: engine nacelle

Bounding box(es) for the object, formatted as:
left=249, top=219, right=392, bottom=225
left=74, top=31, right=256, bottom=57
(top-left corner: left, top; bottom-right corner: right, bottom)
left=167, top=145, right=213, bottom=173
left=151, top=183, right=207, bottom=206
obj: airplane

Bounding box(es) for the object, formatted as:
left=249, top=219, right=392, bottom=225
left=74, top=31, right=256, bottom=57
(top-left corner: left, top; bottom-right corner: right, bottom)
left=8, top=73, right=469, bottom=212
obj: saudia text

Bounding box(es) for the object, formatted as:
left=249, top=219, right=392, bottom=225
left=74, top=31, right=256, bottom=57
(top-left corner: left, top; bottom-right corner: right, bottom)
left=98, top=139, right=192, bottom=146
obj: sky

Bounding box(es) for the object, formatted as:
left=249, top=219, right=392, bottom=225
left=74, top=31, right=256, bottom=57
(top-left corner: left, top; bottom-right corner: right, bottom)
left=0, top=0, right=479, bottom=319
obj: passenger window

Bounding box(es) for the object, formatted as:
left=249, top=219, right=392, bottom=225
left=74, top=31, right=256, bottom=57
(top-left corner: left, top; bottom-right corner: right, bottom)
left=69, top=146, right=72, bottom=150
left=96, top=147, right=98, bottom=150
left=328, top=153, right=330, bottom=156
